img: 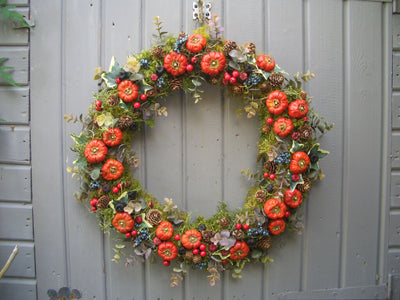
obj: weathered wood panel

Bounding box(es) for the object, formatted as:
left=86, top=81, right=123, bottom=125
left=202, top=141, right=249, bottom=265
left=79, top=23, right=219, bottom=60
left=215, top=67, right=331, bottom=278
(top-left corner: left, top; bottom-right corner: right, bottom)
left=0, top=87, right=29, bottom=124
left=0, top=279, right=36, bottom=300
left=0, top=125, right=30, bottom=164
left=388, top=249, right=400, bottom=274
left=0, top=8, right=29, bottom=46
left=394, top=53, right=400, bottom=90
left=394, top=15, right=400, bottom=50
left=389, top=211, right=400, bottom=246
left=0, top=47, right=28, bottom=86
left=0, top=242, right=35, bottom=278
left=0, top=203, right=32, bottom=240
left=392, top=93, right=400, bottom=129
left=391, top=173, right=400, bottom=208
left=0, top=164, right=31, bottom=202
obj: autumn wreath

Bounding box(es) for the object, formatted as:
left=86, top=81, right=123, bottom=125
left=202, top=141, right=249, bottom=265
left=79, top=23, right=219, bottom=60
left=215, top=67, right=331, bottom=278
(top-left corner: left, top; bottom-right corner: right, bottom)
left=68, top=16, right=332, bottom=286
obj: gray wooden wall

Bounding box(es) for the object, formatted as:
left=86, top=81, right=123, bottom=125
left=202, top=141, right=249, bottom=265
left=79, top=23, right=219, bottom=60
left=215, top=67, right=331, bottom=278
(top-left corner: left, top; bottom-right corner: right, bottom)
left=0, top=0, right=394, bottom=299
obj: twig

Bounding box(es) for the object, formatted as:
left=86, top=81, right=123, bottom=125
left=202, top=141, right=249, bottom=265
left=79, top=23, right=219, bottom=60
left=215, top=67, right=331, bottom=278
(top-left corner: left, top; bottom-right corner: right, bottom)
left=0, top=245, right=19, bottom=278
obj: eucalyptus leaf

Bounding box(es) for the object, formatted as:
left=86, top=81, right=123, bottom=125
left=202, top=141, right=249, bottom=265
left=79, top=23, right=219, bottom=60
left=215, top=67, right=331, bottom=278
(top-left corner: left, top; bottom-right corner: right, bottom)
left=90, top=168, right=100, bottom=180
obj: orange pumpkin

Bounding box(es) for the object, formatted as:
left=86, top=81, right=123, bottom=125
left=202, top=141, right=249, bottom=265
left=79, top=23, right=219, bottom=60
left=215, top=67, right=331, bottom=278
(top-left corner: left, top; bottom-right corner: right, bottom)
left=229, top=241, right=250, bottom=260
left=103, top=127, right=123, bottom=147
left=118, top=80, right=139, bottom=102
left=266, top=91, right=288, bottom=115
left=84, top=139, right=108, bottom=163
left=186, top=34, right=207, bottom=53
left=164, top=52, right=188, bottom=76
left=264, top=198, right=287, bottom=219
left=181, top=229, right=202, bottom=249
left=156, top=221, right=174, bottom=241
left=284, top=188, right=303, bottom=208
left=101, top=159, right=124, bottom=181
left=268, top=219, right=285, bottom=235
left=256, top=54, right=275, bottom=72
left=112, top=212, right=134, bottom=233
left=158, top=241, right=178, bottom=261
left=289, top=151, right=310, bottom=174
left=201, top=52, right=226, bottom=76
left=288, top=99, right=309, bottom=119
left=273, top=117, right=293, bottom=137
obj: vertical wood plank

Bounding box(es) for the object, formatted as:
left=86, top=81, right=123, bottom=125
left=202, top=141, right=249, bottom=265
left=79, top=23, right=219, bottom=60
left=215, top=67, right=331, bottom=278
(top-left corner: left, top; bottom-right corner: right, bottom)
left=0, top=203, right=32, bottom=240
left=304, top=0, right=343, bottom=291
left=0, top=279, right=36, bottom=300
left=0, top=87, right=30, bottom=124
left=0, top=125, right=30, bottom=164
left=343, top=0, right=383, bottom=287
left=0, top=48, right=28, bottom=86
left=62, top=1, right=106, bottom=299
left=0, top=242, right=35, bottom=278
left=31, top=2, right=68, bottom=297
left=0, top=165, right=31, bottom=202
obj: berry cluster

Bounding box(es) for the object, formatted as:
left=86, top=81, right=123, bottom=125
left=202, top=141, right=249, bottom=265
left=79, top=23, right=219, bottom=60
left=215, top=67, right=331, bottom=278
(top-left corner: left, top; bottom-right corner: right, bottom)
left=134, top=228, right=150, bottom=247
left=243, top=74, right=262, bottom=87
left=140, top=58, right=149, bottom=69
left=89, top=180, right=100, bottom=190
left=174, top=34, right=188, bottom=53
left=274, top=152, right=291, bottom=165
left=248, top=223, right=270, bottom=237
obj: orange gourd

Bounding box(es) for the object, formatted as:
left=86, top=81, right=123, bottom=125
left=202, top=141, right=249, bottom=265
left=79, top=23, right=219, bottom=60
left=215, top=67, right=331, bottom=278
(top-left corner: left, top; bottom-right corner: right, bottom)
left=268, top=219, right=285, bottom=235
left=186, top=34, right=207, bottom=53
left=273, top=117, right=293, bottom=137
left=84, top=139, right=108, bottom=163
left=201, top=52, right=226, bottom=76
left=256, top=54, right=275, bottom=72
left=112, top=212, right=134, bottom=233
left=288, top=99, right=309, bottom=119
left=118, top=80, right=139, bottom=102
left=156, top=221, right=174, bottom=241
left=266, top=91, right=288, bottom=115
left=181, top=229, right=202, bottom=249
left=263, top=198, right=287, bottom=219
left=158, top=241, right=178, bottom=261
left=164, top=52, right=188, bottom=76
left=229, top=241, right=250, bottom=260
left=103, top=127, right=123, bottom=147
left=289, top=151, right=310, bottom=174
left=101, top=159, right=124, bottom=181
left=284, top=189, right=303, bottom=208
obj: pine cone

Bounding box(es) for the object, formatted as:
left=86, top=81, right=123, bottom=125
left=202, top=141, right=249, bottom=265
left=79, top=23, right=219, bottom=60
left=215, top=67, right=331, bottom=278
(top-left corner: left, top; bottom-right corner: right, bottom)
left=300, top=90, right=307, bottom=100
left=107, top=94, right=119, bottom=106
left=152, top=46, right=165, bottom=59
left=255, top=190, right=267, bottom=203
left=208, top=77, right=219, bottom=85
left=232, top=229, right=245, bottom=240
left=145, top=209, right=162, bottom=226
left=299, top=124, right=313, bottom=140
left=268, top=73, right=285, bottom=87
left=297, top=177, right=312, bottom=193
left=258, top=236, right=272, bottom=250
left=262, top=124, right=271, bottom=134
left=192, top=254, right=202, bottom=264
left=223, top=41, right=237, bottom=56
left=219, top=217, right=230, bottom=229
left=96, top=195, right=111, bottom=209
left=125, top=180, right=132, bottom=188
left=233, top=85, right=245, bottom=94
left=170, top=78, right=182, bottom=91
left=245, top=42, right=256, bottom=55
left=118, top=115, right=134, bottom=130
left=260, top=82, right=271, bottom=93
left=146, top=88, right=157, bottom=98
left=185, top=251, right=194, bottom=260
left=264, top=161, right=277, bottom=174
left=201, top=230, right=215, bottom=243
left=178, top=32, right=186, bottom=39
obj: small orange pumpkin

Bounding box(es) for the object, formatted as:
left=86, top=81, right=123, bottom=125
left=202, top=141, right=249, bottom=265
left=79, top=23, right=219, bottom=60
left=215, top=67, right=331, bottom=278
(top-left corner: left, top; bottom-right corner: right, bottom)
left=273, top=117, right=293, bottom=137
left=264, top=198, right=287, bottom=219
left=158, top=241, right=178, bottom=261
left=164, top=52, right=188, bottom=76
left=103, top=127, right=123, bottom=147
left=155, top=221, right=174, bottom=241
left=284, top=189, right=303, bottom=208
left=201, top=52, right=226, bottom=76
left=181, top=229, right=202, bottom=249
left=266, top=91, right=288, bottom=115
left=268, top=219, right=285, bottom=235
left=112, top=212, right=134, bottom=233
left=101, top=159, right=124, bottom=181
left=289, top=151, right=310, bottom=174
left=118, top=80, right=139, bottom=102
left=229, top=241, right=250, bottom=260
left=186, top=34, right=207, bottom=53
left=288, top=99, right=309, bottom=119
left=84, top=139, right=108, bottom=163
left=256, top=54, right=275, bottom=72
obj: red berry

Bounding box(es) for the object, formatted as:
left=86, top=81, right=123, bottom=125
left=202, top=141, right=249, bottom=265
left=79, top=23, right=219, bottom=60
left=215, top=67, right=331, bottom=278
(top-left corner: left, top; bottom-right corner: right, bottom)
left=135, top=216, right=142, bottom=224
left=222, top=260, right=227, bottom=264
left=131, top=230, right=138, bottom=236
left=150, top=74, right=158, bottom=81
left=186, top=64, right=194, bottom=72
left=95, top=100, right=102, bottom=107
left=303, top=116, right=308, bottom=121
left=133, top=102, right=141, bottom=109
left=232, top=70, right=239, bottom=78
left=224, top=73, right=231, bottom=81
left=140, top=94, right=147, bottom=101
left=269, top=174, right=276, bottom=180
left=291, top=174, right=300, bottom=182
left=229, top=77, right=237, bottom=84
left=117, top=183, right=122, bottom=189
left=90, top=198, right=98, bottom=206
left=191, top=57, right=198, bottom=64
left=263, top=172, right=269, bottom=178
left=192, top=249, right=199, bottom=255
left=163, top=260, right=170, bottom=266
left=284, top=211, right=290, bottom=218
left=149, top=201, right=153, bottom=208
left=200, top=251, right=207, bottom=257
left=199, top=244, right=206, bottom=251
left=235, top=223, right=242, bottom=230
left=239, top=72, right=248, bottom=81
left=125, top=232, right=131, bottom=238
left=292, top=132, right=300, bottom=140
left=112, top=187, right=119, bottom=193
left=174, top=234, right=180, bottom=241
left=222, top=78, right=229, bottom=85
left=266, top=117, right=274, bottom=124
left=91, top=206, right=97, bottom=211
left=221, top=249, right=229, bottom=256
left=208, top=244, right=217, bottom=252
left=95, top=106, right=102, bottom=111
left=243, top=224, right=250, bottom=230
left=115, top=78, right=121, bottom=84
left=153, top=237, right=162, bottom=245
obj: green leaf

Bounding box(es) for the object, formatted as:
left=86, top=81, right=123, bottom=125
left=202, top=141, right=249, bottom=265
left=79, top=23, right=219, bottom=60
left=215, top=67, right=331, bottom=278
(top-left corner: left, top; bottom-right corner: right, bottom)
left=290, top=140, right=304, bottom=153
left=89, top=167, right=100, bottom=180
left=0, top=57, right=8, bottom=65
left=0, top=70, right=20, bottom=87
left=70, top=133, right=91, bottom=145
left=192, top=79, right=201, bottom=87
left=101, top=56, right=121, bottom=87
left=290, top=174, right=304, bottom=191
left=73, top=156, right=87, bottom=169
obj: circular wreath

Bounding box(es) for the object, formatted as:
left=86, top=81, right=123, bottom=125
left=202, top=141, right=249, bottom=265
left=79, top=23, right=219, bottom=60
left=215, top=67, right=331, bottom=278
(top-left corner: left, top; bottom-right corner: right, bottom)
left=69, top=17, right=332, bottom=286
